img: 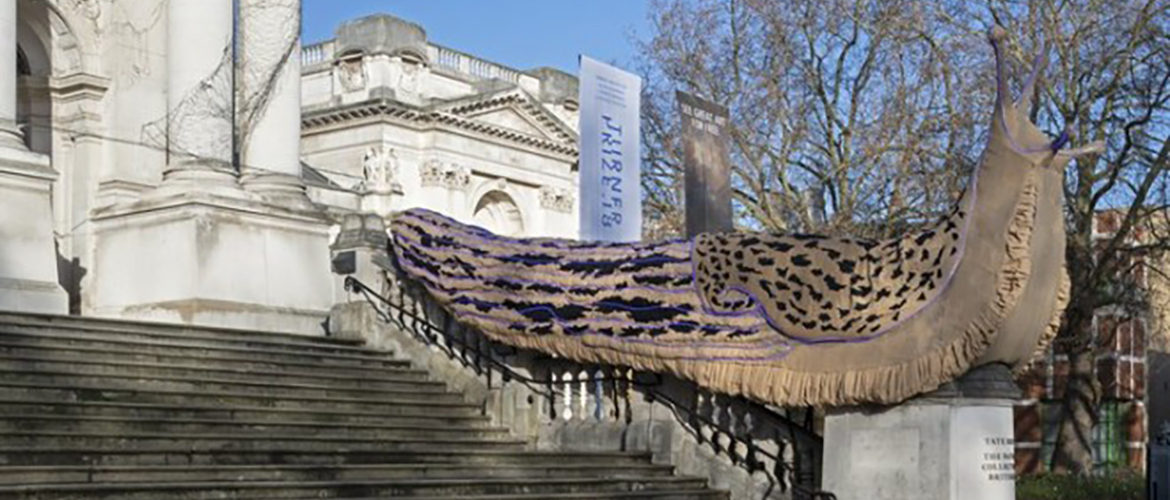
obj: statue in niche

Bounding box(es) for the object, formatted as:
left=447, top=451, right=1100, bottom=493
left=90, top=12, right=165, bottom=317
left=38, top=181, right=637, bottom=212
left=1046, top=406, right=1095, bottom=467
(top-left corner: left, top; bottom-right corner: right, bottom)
left=359, top=145, right=401, bottom=194
left=386, top=29, right=1105, bottom=408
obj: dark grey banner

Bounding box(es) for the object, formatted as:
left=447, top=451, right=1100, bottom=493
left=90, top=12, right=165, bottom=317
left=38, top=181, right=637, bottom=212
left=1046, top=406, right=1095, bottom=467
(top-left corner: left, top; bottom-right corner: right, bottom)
left=676, top=90, right=732, bottom=237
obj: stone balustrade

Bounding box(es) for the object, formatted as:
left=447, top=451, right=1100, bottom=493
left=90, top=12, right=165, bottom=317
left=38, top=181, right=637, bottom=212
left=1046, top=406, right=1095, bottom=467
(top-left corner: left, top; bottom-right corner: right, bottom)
left=301, top=40, right=334, bottom=67
left=303, top=38, right=523, bottom=85
left=428, top=43, right=521, bottom=84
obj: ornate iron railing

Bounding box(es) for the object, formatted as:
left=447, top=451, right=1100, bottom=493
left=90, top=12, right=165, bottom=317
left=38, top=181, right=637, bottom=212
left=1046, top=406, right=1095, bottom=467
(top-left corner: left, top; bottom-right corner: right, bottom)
left=345, top=275, right=835, bottom=500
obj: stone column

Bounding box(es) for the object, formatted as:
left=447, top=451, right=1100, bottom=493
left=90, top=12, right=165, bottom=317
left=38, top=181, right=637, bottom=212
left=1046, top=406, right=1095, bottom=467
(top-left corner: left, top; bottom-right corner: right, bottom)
left=0, top=0, right=22, bottom=147
left=237, top=0, right=309, bottom=205
left=162, top=0, right=236, bottom=187
left=91, top=0, right=332, bottom=333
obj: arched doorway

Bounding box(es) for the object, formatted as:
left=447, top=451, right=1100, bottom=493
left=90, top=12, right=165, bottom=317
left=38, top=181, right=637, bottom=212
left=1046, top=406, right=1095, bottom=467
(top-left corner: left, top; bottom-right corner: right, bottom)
left=473, top=190, right=524, bottom=236
left=15, top=3, right=51, bottom=155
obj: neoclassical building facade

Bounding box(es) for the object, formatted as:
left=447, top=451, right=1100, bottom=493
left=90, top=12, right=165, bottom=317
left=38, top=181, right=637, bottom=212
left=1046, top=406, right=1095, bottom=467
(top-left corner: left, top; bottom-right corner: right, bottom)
left=298, top=14, right=580, bottom=238
left=0, top=1, right=580, bottom=333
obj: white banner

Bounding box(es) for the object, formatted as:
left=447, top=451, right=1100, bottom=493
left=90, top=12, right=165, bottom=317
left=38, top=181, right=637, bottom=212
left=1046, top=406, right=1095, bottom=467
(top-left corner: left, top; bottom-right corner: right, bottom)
left=578, top=55, right=642, bottom=242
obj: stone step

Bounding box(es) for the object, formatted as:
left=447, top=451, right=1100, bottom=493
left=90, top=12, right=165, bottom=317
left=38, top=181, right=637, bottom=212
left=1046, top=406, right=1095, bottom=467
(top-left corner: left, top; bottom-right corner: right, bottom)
left=0, top=324, right=383, bottom=361
left=0, top=399, right=493, bottom=427
left=0, top=383, right=484, bottom=415
left=0, top=476, right=710, bottom=499
left=301, top=492, right=728, bottom=500
left=0, top=353, right=439, bottom=389
left=0, top=340, right=423, bottom=379
left=0, top=431, right=527, bottom=452
left=0, top=414, right=509, bottom=439
left=0, top=493, right=725, bottom=500
left=0, top=312, right=366, bottom=351
left=0, top=463, right=676, bottom=485
left=0, top=367, right=458, bottom=401
left=0, top=448, right=656, bottom=467
left=0, top=330, right=403, bottom=368
left=0, top=314, right=729, bottom=499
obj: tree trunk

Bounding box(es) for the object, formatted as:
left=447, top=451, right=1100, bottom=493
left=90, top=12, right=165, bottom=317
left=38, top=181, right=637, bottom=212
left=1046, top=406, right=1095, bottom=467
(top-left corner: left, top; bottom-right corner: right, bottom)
left=1051, top=348, right=1102, bottom=474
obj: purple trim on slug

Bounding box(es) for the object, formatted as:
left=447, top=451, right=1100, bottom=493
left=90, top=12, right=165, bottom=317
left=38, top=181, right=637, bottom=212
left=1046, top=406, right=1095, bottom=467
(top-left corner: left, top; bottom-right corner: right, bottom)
left=987, top=43, right=1070, bottom=158
left=508, top=301, right=695, bottom=318
left=400, top=169, right=978, bottom=346
left=391, top=231, right=695, bottom=295
left=1051, top=129, right=1070, bottom=151
left=409, top=226, right=690, bottom=261
left=396, top=217, right=693, bottom=266
left=406, top=208, right=689, bottom=250
left=689, top=171, right=979, bottom=345
left=499, top=254, right=686, bottom=267
left=395, top=241, right=767, bottom=333
left=1000, top=110, right=1065, bottom=155
left=451, top=309, right=786, bottom=355
left=395, top=239, right=787, bottom=350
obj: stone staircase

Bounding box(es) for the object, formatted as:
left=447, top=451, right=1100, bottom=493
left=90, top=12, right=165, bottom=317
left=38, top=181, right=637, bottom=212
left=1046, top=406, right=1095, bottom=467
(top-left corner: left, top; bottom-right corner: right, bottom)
left=0, top=313, right=726, bottom=499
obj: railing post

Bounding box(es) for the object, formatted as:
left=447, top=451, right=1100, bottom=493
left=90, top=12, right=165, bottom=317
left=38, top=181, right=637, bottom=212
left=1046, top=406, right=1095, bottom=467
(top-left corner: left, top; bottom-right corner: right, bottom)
left=576, top=368, right=587, bottom=421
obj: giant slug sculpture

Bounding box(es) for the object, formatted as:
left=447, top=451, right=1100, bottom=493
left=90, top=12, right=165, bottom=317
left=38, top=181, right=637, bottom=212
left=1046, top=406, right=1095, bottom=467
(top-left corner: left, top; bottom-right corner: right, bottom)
left=388, top=28, right=1104, bottom=407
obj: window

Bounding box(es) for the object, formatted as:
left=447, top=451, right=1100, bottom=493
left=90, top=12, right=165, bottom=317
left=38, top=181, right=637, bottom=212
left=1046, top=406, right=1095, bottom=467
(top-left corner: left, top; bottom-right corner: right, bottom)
left=1094, top=402, right=1126, bottom=472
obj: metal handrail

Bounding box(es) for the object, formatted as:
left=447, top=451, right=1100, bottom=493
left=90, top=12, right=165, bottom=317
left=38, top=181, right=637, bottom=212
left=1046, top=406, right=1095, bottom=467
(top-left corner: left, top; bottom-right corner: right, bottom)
left=345, top=276, right=661, bottom=390
left=343, top=274, right=834, bottom=500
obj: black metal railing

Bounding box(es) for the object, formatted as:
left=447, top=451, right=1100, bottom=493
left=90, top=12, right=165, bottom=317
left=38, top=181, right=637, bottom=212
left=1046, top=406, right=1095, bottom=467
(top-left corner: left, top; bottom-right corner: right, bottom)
left=345, top=274, right=835, bottom=500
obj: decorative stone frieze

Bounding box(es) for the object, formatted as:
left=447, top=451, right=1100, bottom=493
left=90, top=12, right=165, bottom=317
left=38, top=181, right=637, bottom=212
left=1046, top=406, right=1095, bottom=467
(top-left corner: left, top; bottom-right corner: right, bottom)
left=420, top=159, right=471, bottom=191
left=539, top=186, right=574, bottom=213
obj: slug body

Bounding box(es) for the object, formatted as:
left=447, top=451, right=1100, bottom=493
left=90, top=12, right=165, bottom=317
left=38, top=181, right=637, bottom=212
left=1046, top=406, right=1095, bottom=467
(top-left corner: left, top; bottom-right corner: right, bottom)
left=389, top=29, right=1099, bottom=406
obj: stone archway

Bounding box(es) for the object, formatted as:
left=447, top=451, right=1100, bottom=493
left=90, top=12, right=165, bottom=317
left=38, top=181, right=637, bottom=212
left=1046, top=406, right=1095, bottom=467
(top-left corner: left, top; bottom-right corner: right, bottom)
left=13, top=0, right=104, bottom=315
left=473, top=190, right=524, bottom=236
left=15, top=3, right=51, bottom=155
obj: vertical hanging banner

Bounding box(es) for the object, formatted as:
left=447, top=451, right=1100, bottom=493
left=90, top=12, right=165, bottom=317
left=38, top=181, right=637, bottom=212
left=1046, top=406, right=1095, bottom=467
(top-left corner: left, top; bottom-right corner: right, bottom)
left=676, top=91, right=733, bottom=237
left=578, top=55, right=642, bottom=242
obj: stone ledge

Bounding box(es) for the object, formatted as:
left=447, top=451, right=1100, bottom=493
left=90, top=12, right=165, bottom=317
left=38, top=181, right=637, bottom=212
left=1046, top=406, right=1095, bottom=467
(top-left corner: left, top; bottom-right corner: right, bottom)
left=92, top=299, right=328, bottom=337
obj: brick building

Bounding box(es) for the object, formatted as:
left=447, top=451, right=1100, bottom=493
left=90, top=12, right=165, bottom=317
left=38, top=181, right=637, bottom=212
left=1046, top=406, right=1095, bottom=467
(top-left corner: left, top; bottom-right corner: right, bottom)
left=1014, top=210, right=1159, bottom=474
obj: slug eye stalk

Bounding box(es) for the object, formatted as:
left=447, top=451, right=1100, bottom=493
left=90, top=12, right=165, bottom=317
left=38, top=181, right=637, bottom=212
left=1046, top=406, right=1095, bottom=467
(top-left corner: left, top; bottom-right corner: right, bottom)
left=988, top=27, right=1105, bottom=162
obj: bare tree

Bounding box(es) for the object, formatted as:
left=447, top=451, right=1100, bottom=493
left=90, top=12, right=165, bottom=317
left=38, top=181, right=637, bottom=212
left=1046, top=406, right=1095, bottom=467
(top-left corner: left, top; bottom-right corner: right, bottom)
left=637, top=0, right=986, bottom=239
left=638, top=0, right=1170, bottom=475
left=948, top=0, right=1170, bottom=474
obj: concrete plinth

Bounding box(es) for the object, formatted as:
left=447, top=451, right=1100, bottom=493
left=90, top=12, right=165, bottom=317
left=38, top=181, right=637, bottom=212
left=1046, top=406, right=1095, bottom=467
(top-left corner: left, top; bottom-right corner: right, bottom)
left=0, top=147, right=68, bottom=313
left=823, top=364, right=1020, bottom=500
left=91, top=190, right=333, bottom=335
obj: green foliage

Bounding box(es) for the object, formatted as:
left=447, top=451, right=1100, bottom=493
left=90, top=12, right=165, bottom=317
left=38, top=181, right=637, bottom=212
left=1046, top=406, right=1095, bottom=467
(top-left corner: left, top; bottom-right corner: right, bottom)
left=1017, top=472, right=1145, bottom=500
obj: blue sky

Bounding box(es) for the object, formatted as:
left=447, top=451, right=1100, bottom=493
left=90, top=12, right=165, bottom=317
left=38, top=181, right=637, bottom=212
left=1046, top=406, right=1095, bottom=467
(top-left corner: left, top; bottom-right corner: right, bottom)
left=301, top=1, right=651, bottom=74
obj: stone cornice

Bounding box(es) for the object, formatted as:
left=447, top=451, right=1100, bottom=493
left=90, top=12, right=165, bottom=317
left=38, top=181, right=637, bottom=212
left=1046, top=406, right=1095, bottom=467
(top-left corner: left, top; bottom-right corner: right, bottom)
left=50, top=72, right=110, bottom=101
left=302, top=98, right=579, bottom=160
